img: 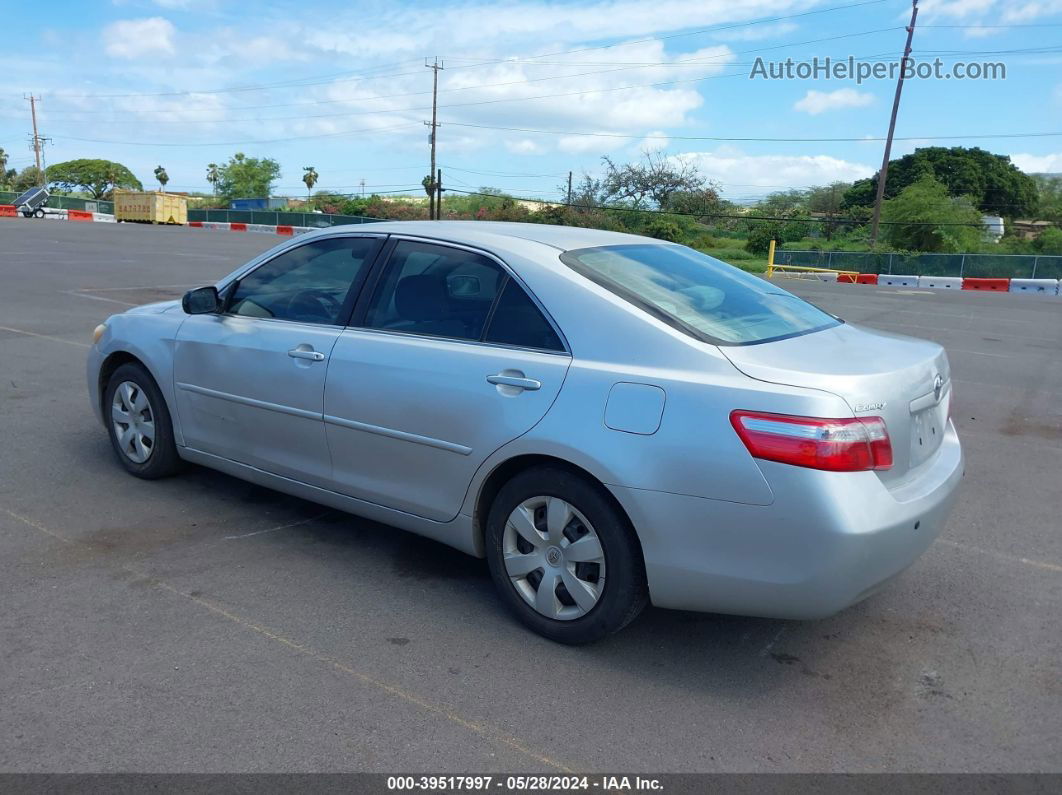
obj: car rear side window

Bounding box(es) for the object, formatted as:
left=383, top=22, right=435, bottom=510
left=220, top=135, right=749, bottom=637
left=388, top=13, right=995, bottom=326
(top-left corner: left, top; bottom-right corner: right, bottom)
left=560, top=243, right=840, bottom=345
left=483, top=278, right=564, bottom=352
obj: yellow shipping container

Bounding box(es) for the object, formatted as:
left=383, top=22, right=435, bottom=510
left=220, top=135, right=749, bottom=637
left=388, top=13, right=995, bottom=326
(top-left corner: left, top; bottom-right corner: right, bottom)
left=113, top=191, right=187, bottom=225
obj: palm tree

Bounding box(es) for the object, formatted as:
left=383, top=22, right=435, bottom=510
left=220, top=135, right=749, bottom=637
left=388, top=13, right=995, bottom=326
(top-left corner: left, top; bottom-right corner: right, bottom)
left=154, top=165, right=169, bottom=192
left=0, top=147, right=7, bottom=174
left=206, top=163, right=220, bottom=196
left=302, top=166, right=319, bottom=202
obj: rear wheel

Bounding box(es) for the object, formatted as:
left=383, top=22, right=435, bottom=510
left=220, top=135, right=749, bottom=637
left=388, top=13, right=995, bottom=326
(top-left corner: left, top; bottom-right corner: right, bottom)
left=104, top=363, right=181, bottom=479
left=33, top=208, right=45, bottom=218
left=486, top=466, right=647, bottom=644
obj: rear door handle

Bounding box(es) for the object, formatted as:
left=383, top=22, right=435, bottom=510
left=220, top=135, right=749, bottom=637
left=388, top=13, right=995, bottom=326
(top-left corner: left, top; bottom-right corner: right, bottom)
left=487, top=373, right=541, bottom=391
left=288, top=348, right=325, bottom=362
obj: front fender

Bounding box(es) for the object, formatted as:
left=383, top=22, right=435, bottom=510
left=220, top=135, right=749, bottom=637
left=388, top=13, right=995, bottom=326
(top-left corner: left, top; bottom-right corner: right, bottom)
left=88, top=308, right=186, bottom=445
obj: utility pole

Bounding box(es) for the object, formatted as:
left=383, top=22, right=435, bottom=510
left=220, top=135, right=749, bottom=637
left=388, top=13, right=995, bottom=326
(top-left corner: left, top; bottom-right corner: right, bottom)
left=424, top=57, right=443, bottom=219
left=25, top=94, right=42, bottom=173
left=567, top=171, right=573, bottom=207
left=436, top=168, right=443, bottom=220
left=359, top=178, right=365, bottom=197
left=869, top=0, right=919, bottom=246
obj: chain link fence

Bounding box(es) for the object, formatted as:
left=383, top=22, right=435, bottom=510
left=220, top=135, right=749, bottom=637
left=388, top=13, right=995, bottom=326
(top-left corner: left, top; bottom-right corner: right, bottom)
left=0, top=191, right=114, bottom=215
left=774, top=249, right=1062, bottom=280
left=186, top=209, right=385, bottom=227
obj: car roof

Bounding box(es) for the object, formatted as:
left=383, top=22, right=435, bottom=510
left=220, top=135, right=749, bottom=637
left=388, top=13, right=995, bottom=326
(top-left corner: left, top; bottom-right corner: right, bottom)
left=314, top=220, right=655, bottom=252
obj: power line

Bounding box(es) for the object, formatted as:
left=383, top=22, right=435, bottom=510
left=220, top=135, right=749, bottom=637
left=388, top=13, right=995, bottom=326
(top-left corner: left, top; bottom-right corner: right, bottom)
left=28, top=2, right=893, bottom=105
left=442, top=122, right=1062, bottom=143
left=36, top=28, right=907, bottom=120
left=47, top=121, right=422, bottom=147
left=454, top=0, right=891, bottom=62
left=43, top=60, right=425, bottom=100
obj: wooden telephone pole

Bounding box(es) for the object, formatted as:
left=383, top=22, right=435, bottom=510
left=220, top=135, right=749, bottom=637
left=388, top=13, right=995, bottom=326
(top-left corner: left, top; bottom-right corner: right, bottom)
left=869, top=0, right=919, bottom=246
left=25, top=94, right=42, bottom=173
left=425, top=58, right=443, bottom=219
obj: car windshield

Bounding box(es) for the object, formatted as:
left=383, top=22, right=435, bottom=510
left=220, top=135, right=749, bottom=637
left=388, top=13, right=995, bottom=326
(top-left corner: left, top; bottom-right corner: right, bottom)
left=560, top=243, right=841, bottom=345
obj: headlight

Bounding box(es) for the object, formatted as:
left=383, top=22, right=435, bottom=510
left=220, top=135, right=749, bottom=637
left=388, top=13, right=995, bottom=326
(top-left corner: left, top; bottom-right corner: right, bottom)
left=92, top=324, right=107, bottom=345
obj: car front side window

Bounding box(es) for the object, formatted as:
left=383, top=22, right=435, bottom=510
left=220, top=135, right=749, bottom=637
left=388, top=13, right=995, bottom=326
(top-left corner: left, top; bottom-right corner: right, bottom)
left=228, top=236, right=381, bottom=326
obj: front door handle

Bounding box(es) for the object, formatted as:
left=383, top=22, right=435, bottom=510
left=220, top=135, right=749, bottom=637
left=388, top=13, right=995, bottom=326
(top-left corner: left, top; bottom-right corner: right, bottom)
left=288, top=347, right=325, bottom=362
left=487, top=373, right=541, bottom=391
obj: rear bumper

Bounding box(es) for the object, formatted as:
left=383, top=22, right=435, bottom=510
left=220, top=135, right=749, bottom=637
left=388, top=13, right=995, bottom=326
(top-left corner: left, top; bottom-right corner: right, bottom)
left=610, top=422, right=963, bottom=619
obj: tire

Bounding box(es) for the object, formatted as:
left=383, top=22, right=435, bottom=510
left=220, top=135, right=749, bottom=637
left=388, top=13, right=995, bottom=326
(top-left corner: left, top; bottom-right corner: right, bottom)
left=485, top=466, right=648, bottom=644
left=103, top=362, right=182, bottom=479
left=33, top=208, right=45, bottom=219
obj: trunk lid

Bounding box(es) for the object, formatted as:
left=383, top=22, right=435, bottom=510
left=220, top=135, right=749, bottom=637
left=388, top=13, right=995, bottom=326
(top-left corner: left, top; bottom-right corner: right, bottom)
left=720, top=322, right=952, bottom=486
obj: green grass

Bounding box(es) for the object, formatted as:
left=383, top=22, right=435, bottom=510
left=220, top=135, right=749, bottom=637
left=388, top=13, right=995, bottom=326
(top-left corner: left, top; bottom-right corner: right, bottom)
left=695, top=247, right=768, bottom=273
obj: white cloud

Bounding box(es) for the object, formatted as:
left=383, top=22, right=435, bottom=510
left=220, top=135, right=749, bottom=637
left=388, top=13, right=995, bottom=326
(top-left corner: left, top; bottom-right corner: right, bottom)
left=309, top=38, right=734, bottom=154
left=102, top=17, right=176, bottom=59
left=505, top=138, right=543, bottom=154
left=793, top=88, right=873, bottom=115
left=1009, top=152, right=1062, bottom=173
left=916, top=0, right=1062, bottom=34
left=674, top=147, right=875, bottom=198
left=916, top=0, right=996, bottom=19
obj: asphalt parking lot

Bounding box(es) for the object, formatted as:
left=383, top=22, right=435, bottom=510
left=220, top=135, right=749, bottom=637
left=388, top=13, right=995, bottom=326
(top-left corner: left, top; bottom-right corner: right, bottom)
left=1, top=220, right=1059, bottom=773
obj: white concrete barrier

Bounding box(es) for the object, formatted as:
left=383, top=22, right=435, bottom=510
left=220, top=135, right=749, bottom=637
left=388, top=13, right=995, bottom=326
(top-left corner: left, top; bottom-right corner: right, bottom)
left=814, top=272, right=839, bottom=282
left=92, top=213, right=116, bottom=223
left=879, top=274, right=919, bottom=287
left=1009, top=278, right=1059, bottom=295
left=918, top=276, right=963, bottom=289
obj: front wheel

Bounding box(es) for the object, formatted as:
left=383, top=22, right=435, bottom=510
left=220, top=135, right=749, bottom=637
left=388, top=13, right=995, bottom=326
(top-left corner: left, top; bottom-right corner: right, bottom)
left=33, top=208, right=45, bottom=218
left=485, top=466, right=647, bottom=644
left=103, top=362, right=182, bottom=479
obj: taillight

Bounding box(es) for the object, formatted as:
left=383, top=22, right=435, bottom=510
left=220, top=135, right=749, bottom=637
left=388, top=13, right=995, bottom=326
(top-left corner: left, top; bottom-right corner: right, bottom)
left=730, top=410, right=893, bottom=472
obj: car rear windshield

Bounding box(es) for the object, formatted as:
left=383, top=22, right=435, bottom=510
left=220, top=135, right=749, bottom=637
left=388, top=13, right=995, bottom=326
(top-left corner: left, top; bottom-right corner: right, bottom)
left=560, top=244, right=841, bottom=345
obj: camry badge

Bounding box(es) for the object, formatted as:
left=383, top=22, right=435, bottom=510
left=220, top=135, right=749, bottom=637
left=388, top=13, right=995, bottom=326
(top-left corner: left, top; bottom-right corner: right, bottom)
left=854, top=401, right=887, bottom=412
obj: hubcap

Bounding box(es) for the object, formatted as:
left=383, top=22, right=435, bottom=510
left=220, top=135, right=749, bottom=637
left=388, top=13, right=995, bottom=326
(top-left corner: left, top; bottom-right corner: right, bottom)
left=502, top=496, right=606, bottom=621
left=111, top=381, right=155, bottom=464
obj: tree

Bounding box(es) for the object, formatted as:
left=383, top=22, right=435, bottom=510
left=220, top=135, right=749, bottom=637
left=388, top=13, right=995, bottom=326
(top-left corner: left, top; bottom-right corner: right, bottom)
left=744, top=214, right=811, bottom=256
left=879, top=174, right=985, bottom=252
left=215, top=152, right=281, bottom=199
left=422, top=174, right=437, bottom=205
left=599, top=151, right=708, bottom=208
left=1032, top=226, right=1062, bottom=254
left=45, top=159, right=142, bottom=199
left=756, top=189, right=807, bottom=216
left=0, top=147, right=7, bottom=175
left=1032, top=175, right=1062, bottom=223
left=154, top=165, right=169, bottom=192
left=661, top=187, right=730, bottom=220
left=13, top=166, right=47, bottom=192
left=842, top=147, right=1038, bottom=216
left=302, top=166, right=319, bottom=200
left=206, top=163, right=220, bottom=195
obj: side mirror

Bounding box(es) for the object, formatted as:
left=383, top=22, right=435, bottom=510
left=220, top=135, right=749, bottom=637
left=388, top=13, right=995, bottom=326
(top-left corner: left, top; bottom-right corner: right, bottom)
left=182, top=286, right=221, bottom=314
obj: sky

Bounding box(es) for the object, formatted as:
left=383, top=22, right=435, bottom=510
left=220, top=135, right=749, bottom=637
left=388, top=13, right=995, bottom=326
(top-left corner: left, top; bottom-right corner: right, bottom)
left=1, top=0, right=1061, bottom=204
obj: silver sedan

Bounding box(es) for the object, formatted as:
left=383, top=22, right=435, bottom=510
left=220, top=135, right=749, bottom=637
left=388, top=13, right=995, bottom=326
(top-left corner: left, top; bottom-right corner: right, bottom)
left=87, top=222, right=963, bottom=644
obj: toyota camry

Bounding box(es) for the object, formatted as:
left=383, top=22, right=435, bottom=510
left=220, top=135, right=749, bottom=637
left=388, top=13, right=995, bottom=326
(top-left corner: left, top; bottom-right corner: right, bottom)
left=87, top=222, right=963, bottom=644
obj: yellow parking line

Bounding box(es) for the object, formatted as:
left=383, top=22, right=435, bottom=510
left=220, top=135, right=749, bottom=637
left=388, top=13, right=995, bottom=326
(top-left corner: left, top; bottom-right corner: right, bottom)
left=2, top=506, right=574, bottom=772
